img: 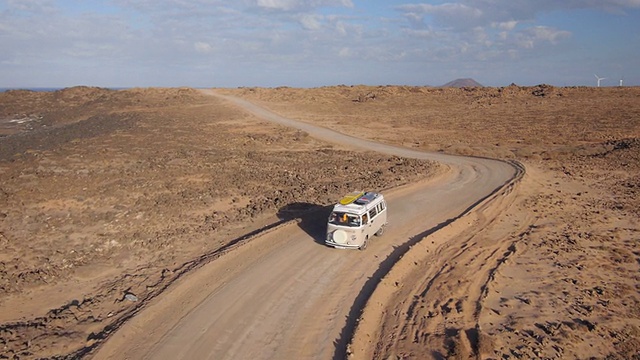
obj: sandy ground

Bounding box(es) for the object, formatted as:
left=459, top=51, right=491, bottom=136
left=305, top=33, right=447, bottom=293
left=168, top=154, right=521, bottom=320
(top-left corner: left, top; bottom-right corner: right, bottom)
left=0, top=85, right=639, bottom=359
left=222, top=86, right=640, bottom=359
left=93, top=90, right=518, bottom=360
left=0, top=87, right=438, bottom=359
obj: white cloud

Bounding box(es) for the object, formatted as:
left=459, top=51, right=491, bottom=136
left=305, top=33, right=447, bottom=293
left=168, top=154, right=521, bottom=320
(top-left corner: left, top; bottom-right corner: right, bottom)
left=396, top=1, right=584, bottom=66
left=194, top=41, right=215, bottom=53
left=257, top=0, right=299, bottom=11
left=255, top=0, right=353, bottom=12
left=397, top=0, right=640, bottom=33
left=493, top=20, right=518, bottom=31
left=516, top=26, right=572, bottom=47
left=6, top=0, right=56, bottom=14
left=299, top=14, right=323, bottom=30
left=403, top=28, right=437, bottom=39
left=63, top=43, right=117, bottom=58
left=556, top=0, right=640, bottom=10
left=0, top=0, right=637, bottom=87
left=471, top=26, right=492, bottom=47
left=338, top=47, right=352, bottom=58
left=335, top=21, right=348, bottom=36
left=423, top=3, right=483, bottom=20
left=398, top=3, right=483, bottom=29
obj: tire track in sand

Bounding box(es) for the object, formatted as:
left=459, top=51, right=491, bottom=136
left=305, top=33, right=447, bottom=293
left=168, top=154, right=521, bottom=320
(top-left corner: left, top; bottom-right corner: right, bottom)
left=348, top=162, right=528, bottom=359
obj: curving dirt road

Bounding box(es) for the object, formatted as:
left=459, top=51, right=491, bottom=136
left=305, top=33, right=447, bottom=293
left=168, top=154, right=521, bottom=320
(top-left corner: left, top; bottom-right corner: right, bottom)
left=93, top=90, right=519, bottom=359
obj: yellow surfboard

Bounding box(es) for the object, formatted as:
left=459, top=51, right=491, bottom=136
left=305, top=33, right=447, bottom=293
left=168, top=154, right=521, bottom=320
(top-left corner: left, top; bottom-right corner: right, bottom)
left=339, top=191, right=365, bottom=205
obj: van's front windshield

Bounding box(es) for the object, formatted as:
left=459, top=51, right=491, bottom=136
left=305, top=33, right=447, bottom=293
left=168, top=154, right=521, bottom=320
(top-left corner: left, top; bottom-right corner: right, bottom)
left=328, top=212, right=361, bottom=227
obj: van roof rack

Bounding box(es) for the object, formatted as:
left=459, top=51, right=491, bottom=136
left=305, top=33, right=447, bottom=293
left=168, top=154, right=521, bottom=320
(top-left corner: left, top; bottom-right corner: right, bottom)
left=354, top=191, right=378, bottom=205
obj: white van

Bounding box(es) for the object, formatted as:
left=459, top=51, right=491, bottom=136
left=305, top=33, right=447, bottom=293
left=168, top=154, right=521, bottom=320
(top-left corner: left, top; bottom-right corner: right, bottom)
left=325, top=191, right=388, bottom=250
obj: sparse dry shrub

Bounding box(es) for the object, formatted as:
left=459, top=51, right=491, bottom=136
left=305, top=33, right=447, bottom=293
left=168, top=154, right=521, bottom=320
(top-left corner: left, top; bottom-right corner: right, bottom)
left=352, top=92, right=377, bottom=103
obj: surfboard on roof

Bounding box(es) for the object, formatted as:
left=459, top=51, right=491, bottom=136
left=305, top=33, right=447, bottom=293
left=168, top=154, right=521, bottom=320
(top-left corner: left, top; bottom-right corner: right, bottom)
left=339, top=191, right=365, bottom=205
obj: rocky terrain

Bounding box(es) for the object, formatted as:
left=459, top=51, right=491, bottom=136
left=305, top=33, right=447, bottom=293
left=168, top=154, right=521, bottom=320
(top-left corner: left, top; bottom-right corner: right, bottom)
left=1, top=84, right=639, bottom=359
left=223, top=85, right=640, bottom=359
left=0, top=87, right=438, bottom=359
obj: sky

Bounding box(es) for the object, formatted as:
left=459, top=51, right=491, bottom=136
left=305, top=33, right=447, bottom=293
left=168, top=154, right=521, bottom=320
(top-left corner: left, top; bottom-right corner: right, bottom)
left=1, top=0, right=639, bottom=88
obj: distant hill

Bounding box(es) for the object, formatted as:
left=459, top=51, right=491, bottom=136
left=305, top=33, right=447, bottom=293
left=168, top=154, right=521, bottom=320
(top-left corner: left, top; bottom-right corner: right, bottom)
left=441, top=78, right=484, bottom=88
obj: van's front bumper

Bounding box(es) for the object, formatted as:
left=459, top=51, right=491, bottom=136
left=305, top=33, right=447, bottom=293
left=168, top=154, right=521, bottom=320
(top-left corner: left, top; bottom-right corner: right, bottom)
left=325, top=240, right=360, bottom=249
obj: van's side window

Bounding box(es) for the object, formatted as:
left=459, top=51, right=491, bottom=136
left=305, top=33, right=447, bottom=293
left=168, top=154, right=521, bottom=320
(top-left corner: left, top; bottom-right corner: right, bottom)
left=362, top=213, right=369, bottom=224
left=369, top=207, right=378, bottom=219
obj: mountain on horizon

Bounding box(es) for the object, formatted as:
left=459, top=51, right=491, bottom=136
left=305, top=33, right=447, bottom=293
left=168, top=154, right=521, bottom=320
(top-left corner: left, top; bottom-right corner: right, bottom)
left=441, top=78, right=484, bottom=88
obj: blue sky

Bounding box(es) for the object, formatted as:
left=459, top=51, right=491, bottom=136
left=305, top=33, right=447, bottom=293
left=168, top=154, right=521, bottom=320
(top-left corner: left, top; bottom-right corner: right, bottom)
left=1, top=0, right=639, bottom=88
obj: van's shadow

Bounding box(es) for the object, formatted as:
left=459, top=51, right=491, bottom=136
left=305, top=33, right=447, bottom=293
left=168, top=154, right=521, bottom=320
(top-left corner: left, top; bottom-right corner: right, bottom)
left=277, top=202, right=333, bottom=245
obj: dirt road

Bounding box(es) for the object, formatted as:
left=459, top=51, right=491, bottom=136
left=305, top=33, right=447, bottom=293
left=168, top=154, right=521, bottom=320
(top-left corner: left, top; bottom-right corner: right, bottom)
left=93, top=91, right=519, bottom=359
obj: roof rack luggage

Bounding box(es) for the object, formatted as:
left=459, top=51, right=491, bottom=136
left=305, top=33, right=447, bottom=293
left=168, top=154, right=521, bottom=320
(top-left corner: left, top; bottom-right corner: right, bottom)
left=354, top=192, right=379, bottom=205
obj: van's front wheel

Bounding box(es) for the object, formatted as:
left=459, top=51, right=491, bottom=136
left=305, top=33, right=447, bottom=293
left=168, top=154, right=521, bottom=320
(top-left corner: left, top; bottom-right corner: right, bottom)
left=359, top=237, right=368, bottom=250
left=375, top=225, right=385, bottom=236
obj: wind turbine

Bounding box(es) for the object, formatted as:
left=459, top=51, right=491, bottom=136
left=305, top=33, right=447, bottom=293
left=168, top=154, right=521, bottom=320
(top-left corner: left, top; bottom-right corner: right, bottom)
left=594, top=74, right=606, bottom=87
